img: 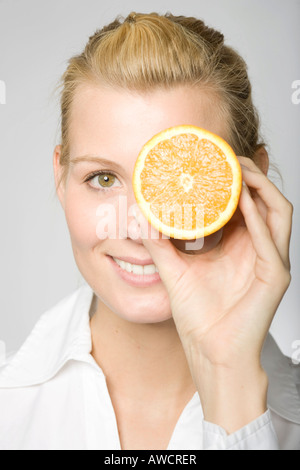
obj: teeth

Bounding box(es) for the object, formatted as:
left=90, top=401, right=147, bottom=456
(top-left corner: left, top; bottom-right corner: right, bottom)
left=125, top=262, right=132, bottom=273
left=143, top=264, right=156, bottom=275
left=113, top=257, right=158, bottom=275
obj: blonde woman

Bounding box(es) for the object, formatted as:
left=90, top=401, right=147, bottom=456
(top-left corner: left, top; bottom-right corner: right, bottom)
left=0, top=13, right=299, bottom=450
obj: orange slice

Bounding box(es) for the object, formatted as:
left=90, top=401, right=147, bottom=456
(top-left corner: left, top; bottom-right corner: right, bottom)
left=132, top=125, right=242, bottom=240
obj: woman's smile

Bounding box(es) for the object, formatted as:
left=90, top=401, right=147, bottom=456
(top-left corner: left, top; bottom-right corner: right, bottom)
left=107, top=255, right=161, bottom=287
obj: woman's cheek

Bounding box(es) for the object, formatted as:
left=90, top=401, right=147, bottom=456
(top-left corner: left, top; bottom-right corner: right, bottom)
left=64, top=190, right=102, bottom=249
left=65, top=188, right=126, bottom=249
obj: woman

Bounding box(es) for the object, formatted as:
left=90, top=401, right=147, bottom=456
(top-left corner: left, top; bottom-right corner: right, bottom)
left=0, top=12, right=299, bottom=450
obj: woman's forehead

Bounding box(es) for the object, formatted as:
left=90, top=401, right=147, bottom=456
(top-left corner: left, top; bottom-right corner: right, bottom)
left=68, top=83, right=230, bottom=164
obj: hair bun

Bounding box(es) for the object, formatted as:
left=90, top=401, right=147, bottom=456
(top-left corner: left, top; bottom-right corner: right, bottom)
left=165, top=13, right=224, bottom=48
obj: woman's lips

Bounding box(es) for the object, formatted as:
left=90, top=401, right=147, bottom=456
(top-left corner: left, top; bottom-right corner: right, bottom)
left=108, top=255, right=156, bottom=266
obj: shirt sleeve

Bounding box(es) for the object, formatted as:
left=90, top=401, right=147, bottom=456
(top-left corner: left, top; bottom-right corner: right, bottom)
left=202, top=409, right=280, bottom=450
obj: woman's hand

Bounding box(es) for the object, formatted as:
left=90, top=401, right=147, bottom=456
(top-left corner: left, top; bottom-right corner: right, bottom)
left=138, top=156, right=293, bottom=433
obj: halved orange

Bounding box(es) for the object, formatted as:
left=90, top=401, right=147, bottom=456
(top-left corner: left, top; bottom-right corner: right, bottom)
left=132, top=125, right=242, bottom=240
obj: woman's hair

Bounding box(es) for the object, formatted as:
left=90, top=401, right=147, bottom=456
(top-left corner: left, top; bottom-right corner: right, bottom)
left=58, top=12, right=265, bottom=185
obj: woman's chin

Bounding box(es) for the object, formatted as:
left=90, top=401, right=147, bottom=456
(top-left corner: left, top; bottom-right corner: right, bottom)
left=114, top=299, right=173, bottom=324
left=95, top=292, right=173, bottom=325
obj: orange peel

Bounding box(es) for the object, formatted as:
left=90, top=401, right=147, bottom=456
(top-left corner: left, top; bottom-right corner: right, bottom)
left=133, top=125, right=242, bottom=239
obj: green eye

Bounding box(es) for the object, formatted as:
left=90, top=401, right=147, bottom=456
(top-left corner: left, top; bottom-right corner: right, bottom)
left=87, top=171, right=121, bottom=191
left=98, top=173, right=116, bottom=187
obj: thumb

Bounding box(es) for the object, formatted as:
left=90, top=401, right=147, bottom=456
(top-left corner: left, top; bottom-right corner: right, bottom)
left=133, top=207, right=187, bottom=290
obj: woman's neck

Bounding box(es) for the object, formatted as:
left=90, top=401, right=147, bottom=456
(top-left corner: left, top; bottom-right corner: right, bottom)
left=90, top=298, right=196, bottom=404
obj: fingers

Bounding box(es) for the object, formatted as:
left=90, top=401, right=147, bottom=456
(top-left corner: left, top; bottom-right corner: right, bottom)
left=238, top=157, right=292, bottom=215
left=239, top=183, right=281, bottom=265
left=238, top=157, right=293, bottom=270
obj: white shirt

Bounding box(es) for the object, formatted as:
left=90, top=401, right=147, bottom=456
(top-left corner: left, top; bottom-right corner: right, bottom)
left=0, top=285, right=299, bottom=450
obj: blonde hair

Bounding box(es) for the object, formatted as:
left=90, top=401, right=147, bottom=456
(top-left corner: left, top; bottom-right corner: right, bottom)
left=58, top=12, right=264, bottom=185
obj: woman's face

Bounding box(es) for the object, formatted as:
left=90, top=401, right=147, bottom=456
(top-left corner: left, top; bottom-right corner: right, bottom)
left=54, top=84, right=229, bottom=323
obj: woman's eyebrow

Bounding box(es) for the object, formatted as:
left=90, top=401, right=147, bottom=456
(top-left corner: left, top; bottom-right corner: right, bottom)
left=70, top=155, right=124, bottom=172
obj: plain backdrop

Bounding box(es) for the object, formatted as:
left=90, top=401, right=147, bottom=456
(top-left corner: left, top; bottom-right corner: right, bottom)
left=0, top=0, right=299, bottom=357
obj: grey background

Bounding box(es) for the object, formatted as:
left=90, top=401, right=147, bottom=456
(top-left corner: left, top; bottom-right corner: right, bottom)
left=0, top=0, right=299, bottom=357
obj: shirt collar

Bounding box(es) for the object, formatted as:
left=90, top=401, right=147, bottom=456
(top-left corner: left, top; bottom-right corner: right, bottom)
left=0, top=284, right=96, bottom=388
left=0, top=285, right=299, bottom=425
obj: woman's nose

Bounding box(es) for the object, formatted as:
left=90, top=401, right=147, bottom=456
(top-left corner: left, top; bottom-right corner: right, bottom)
left=115, top=193, right=144, bottom=241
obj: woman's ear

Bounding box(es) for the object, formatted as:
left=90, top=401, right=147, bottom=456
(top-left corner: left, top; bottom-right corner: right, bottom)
left=53, top=145, right=66, bottom=209
left=252, top=146, right=269, bottom=175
